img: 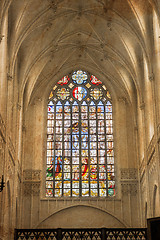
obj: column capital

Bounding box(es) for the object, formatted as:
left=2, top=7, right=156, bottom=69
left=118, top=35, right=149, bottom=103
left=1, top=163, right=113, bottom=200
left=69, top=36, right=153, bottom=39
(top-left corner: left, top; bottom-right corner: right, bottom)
left=7, top=73, right=13, bottom=81
left=149, top=73, right=154, bottom=82
left=0, top=34, right=4, bottom=43
left=140, top=102, right=145, bottom=110
left=17, top=103, right=22, bottom=111
left=118, top=97, right=126, bottom=104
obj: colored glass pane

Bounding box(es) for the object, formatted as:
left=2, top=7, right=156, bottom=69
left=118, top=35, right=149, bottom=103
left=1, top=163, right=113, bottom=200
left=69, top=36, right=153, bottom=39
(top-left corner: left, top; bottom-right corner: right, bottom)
left=86, top=83, right=91, bottom=88
left=90, top=75, right=102, bottom=85
left=73, top=87, right=87, bottom=101
left=56, top=88, right=70, bottom=100
left=49, top=91, right=53, bottom=99
left=82, top=189, right=89, bottom=196
left=90, top=88, right=103, bottom=100
left=57, top=76, right=69, bottom=85
left=46, top=189, right=53, bottom=197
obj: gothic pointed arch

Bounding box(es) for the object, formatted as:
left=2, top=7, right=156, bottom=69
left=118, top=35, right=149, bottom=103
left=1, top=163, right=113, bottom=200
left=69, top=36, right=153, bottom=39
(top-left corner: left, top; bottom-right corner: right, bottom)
left=46, top=70, right=115, bottom=198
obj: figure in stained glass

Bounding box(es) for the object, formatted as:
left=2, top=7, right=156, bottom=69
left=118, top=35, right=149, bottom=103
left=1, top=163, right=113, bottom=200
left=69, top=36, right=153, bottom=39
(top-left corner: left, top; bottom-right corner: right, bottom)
left=46, top=164, right=53, bottom=180
left=55, top=156, right=62, bottom=177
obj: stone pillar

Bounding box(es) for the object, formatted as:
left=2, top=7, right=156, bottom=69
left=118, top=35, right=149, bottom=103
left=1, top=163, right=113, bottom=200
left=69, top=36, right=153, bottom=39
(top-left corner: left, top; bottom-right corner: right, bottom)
left=117, top=97, right=128, bottom=168
left=143, top=57, right=154, bottom=146
left=0, top=134, right=6, bottom=240
left=22, top=170, right=41, bottom=228
left=0, top=12, right=8, bottom=122
left=152, top=9, right=160, bottom=217
left=121, top=168, right=139, bottom=227
left=0, top=10, right=8, bottom=240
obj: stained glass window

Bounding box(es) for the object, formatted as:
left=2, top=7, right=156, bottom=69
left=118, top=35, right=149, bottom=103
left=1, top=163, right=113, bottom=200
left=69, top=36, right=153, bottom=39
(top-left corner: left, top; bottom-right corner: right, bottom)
left=46, top=70, right=115, bottom=197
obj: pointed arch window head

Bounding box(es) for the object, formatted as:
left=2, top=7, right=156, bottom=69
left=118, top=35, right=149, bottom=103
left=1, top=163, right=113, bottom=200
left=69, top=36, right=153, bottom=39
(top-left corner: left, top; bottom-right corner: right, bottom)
left=46, top=70, right=115, bottom=198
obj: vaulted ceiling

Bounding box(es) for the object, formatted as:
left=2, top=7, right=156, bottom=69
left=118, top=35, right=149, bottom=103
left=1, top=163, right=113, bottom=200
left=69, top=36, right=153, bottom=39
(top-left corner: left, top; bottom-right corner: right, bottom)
left=0, top=0, right=159, bottom=108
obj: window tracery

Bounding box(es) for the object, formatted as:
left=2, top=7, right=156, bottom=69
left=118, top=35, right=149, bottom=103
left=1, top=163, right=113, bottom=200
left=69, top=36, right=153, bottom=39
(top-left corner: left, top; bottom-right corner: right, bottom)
left=46, top=70, right=115, bottom=197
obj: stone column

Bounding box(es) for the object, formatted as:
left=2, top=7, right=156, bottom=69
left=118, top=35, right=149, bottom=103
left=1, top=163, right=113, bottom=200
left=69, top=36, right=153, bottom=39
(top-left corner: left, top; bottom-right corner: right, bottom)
left=121, top=168, right=139, bottom=227
left=152, top=10, right=160, bottom=216
left=117, top=97, right=128, bottom=168
left=0, top=12, right=8, bottom=122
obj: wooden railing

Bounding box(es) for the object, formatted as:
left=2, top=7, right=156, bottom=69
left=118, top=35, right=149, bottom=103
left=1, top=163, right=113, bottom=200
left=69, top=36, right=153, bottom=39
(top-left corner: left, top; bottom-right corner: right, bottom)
left=14, top=228, right=147, bottom=240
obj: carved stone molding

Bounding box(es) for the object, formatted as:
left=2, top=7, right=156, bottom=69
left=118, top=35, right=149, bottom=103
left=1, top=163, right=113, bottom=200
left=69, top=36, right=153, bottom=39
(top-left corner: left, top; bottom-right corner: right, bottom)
left=157, top=124, right=160, bottom=143
left=121, top=182, right=138, bottom=196
left=121, top=168, right=138, bottom=180
left=0, top=135, right=5, bottom=171
left=22, top=124, right=26, bottom=132
left=139, top=158, right=145, bottom=177
left=118, top=97, right=126, bottom=104
left=134, top=125, right=138, bottom=131
left=48, top=0, right=64, bottom=13
left=140, top=102, right=145, bottom=110
left=7, top=73, right=13, bottom=81
left=77, top=6, right=83, bottom=18
left=17, top=103, right=22, bottom=111
left=103, top=53, right=108, bottom=60
left=23, top=170, right=41, bottom=181
left=34, top=97, right=42, bottom=105
left=8, top=137, right=15, bottom=161
left=147, top=135, right=155, bottom=164
left=23, top=182, right=41, bottom=196
left=107, top=21, right=112, bottom=31
left=148, top=153, right=157, bottom=176
left=121, top=168, right=138, bottom=196
left=48, top=0, right=57, bottom=12
left=149, top=73, right=154, bottom=82
left=0, top=114, right=6, bottom=140
left=141, top=182, right=146, bottom=194
left=7, top=155, right=14, bottom=177
left=23, top=170, right=41, bottom=196
left=0, top=34, right=4, bottom=43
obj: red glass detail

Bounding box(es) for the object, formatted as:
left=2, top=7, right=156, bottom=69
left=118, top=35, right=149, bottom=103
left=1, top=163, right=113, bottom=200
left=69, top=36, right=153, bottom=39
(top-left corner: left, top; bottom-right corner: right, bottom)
left=90, top=75, right=102, bottom=85
left=57, top=76, right=69, bottom=85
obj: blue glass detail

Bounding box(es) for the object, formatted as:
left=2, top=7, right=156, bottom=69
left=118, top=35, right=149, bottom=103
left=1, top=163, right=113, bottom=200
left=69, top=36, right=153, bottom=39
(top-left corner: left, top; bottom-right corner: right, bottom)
left=72, top=70, right=88, bottom=84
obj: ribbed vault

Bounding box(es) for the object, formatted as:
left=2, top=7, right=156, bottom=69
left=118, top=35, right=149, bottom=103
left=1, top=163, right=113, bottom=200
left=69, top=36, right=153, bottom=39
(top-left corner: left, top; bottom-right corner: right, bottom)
left=0, top=0, right=158, bottom=110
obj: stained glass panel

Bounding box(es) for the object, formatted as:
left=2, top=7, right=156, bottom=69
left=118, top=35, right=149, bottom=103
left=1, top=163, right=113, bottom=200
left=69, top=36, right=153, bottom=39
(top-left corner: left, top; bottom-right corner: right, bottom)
left=90, top=88, right=103, bottom=100
left=73, top=87, right=87, bottom=101
left=46, top=70, right=115, bottom=197
left=90, top=75, right=102, bottom=85
left=57, top=76, right=69, bottom=85
left=72, top=70, right=88, bottom=84
left=56, top=88, right=70, bottom=100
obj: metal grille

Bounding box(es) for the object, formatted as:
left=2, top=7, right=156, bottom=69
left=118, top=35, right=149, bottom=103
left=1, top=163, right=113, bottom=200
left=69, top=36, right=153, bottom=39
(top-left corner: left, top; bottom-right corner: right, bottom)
left=62, top=229, right=101, bottom=240
left=15, top=229, right=57, bottom=240
left=105, top=229, right=147, bottom=239
left=14, top=228, right=147, bottom=240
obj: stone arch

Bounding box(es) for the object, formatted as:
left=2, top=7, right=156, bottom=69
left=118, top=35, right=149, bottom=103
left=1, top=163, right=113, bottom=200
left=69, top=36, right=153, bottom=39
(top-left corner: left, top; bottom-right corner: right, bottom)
left=36, top=204, right=128, bottom=229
